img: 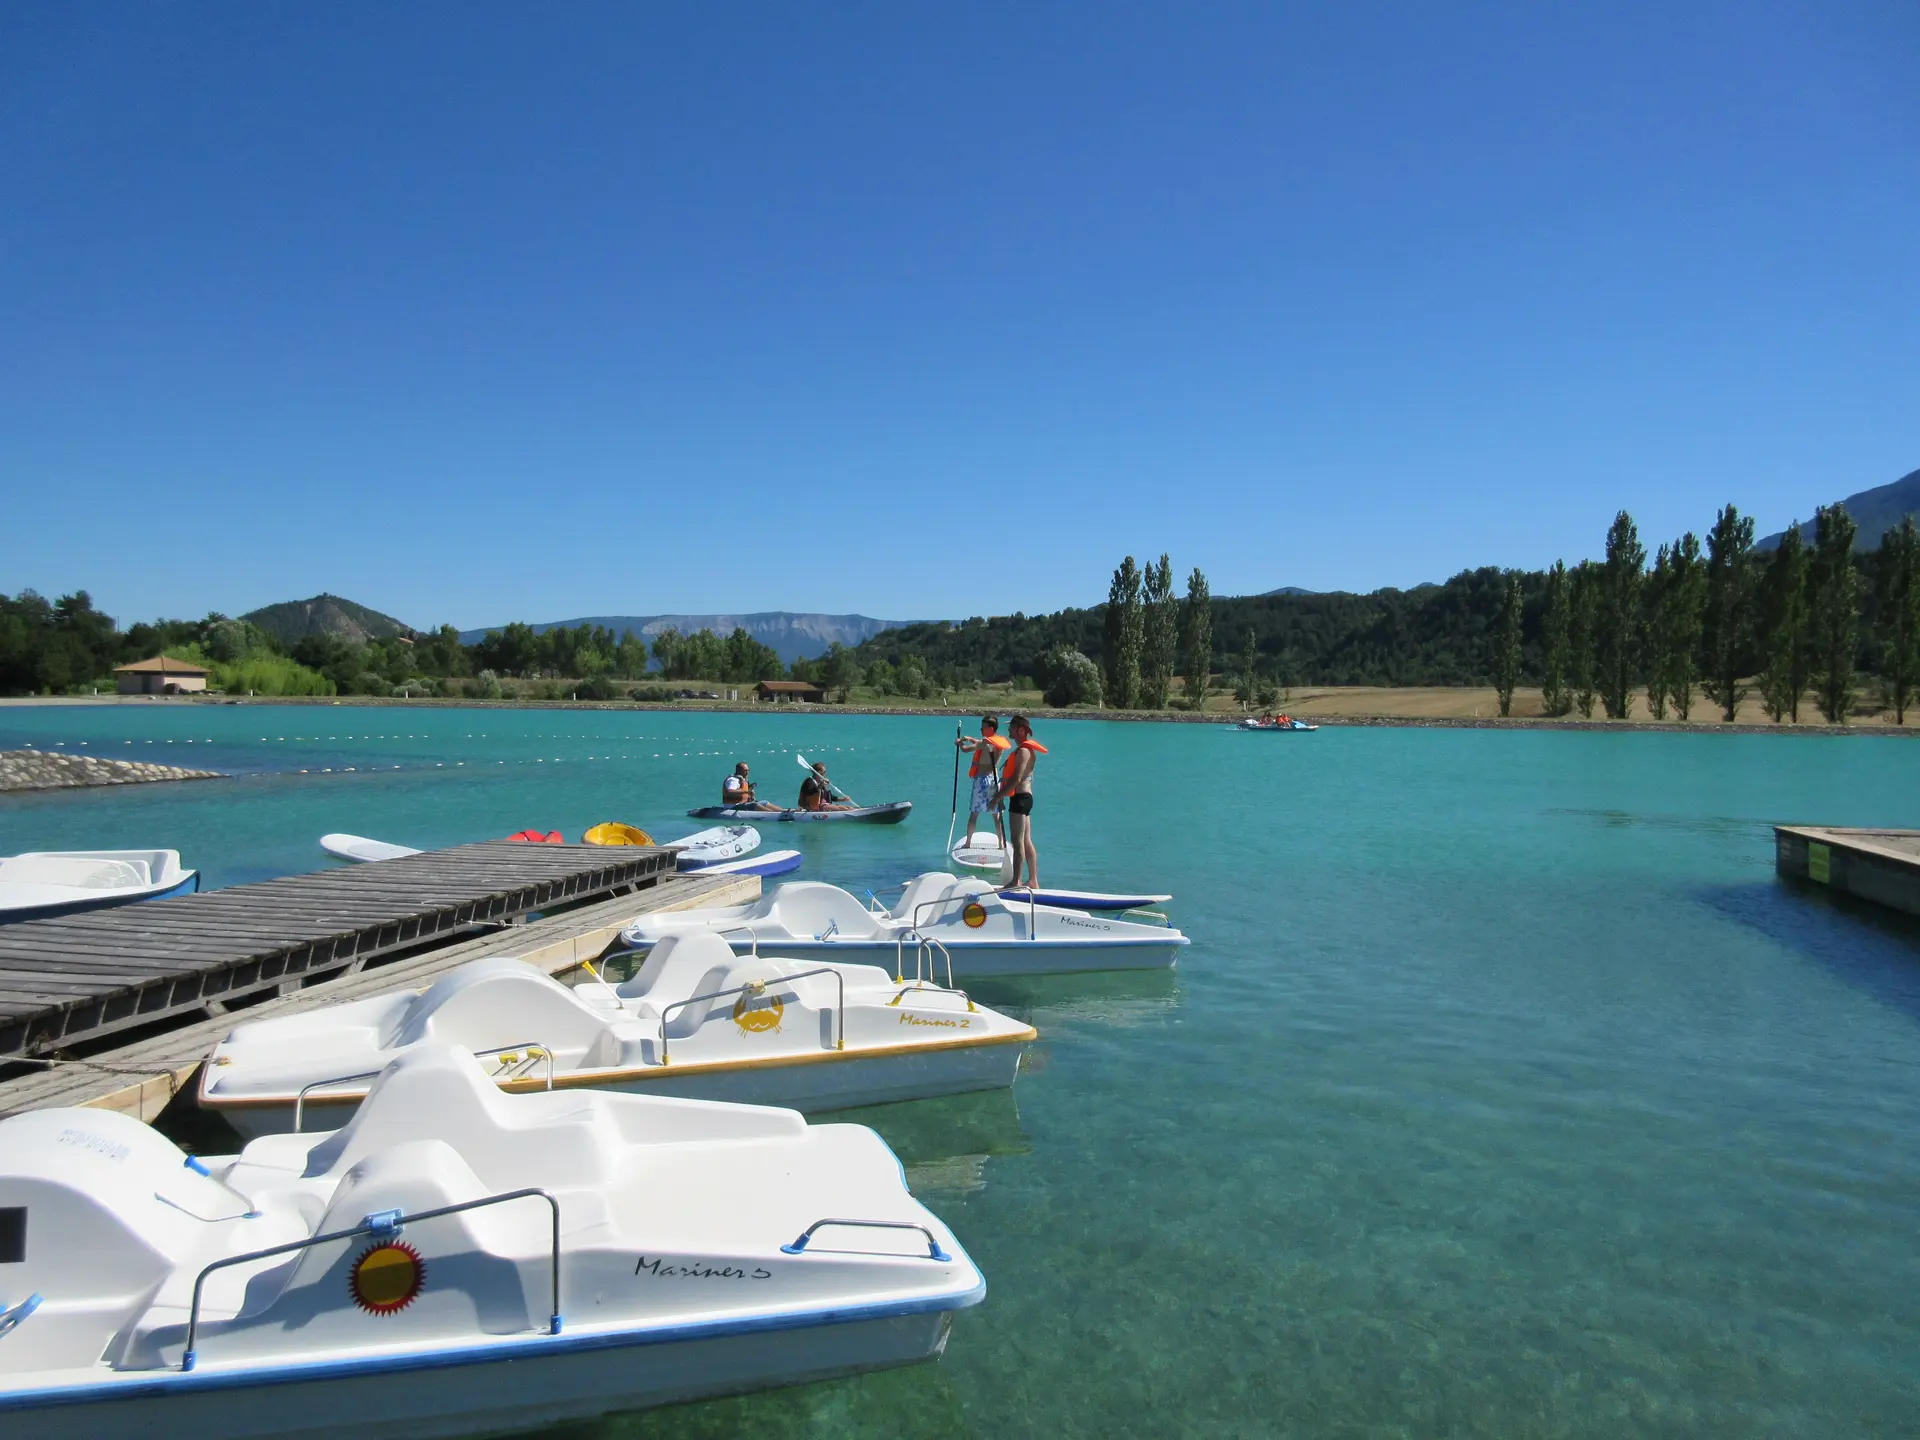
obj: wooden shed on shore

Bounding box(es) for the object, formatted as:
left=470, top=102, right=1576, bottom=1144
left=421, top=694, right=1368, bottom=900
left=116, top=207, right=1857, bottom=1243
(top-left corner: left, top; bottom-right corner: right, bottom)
left=113, top=656, right=210, bottom=695
left=755, top=679, right=825, bottom=703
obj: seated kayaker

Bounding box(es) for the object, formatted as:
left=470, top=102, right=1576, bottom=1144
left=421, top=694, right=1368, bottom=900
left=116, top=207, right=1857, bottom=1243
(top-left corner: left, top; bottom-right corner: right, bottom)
left=722, top=762, right=782, bottom=810
left=798, top=761, right=852, bottom=811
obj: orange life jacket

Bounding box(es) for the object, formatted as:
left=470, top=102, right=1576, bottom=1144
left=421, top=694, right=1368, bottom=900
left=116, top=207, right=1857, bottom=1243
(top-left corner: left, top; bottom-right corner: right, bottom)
left=1000, top=737, right=1047, bottom=789
left=968, top=734, right=1011, bottom=778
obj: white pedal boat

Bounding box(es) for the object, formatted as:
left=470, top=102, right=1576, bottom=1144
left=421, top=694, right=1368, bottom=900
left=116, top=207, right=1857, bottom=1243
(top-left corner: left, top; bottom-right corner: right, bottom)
left=618, top=873, right=1189, bottom=977
left=198, top=936, right=1035, bottom=1138
left=0, top=1046, right=982, bottom=1440
left=0, top=849, right=198, bottom=924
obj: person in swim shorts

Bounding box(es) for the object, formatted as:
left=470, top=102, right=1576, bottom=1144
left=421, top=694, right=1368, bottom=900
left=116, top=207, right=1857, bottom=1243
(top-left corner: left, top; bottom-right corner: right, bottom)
left=955, top=716, right=1011, bottom=847
left=1000, top=714, right=1046, bottom=888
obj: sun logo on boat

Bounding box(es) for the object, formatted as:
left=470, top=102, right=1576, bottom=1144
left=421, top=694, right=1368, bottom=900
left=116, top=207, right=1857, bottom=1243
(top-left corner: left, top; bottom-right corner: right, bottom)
left=350, top=1242, right=425, bottom=1315
left=961, top=902, right=987, bottom=928
left=732, top=993, right=785, bottom=1034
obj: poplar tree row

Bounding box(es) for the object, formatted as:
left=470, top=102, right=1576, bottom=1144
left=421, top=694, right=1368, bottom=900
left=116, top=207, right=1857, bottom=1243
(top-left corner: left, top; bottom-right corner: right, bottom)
left=1102, top=556, right=1213, bottom=709
left=1511, top=504, right=1920, bottom=723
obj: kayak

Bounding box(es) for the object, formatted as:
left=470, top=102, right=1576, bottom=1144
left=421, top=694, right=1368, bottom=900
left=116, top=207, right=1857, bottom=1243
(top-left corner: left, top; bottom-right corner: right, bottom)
left=583, top=821, right=654, bottom=846
left=320, top=833, right=422, bottom=863
left=685, top=847, right=803, bottom=878
left=506, top=829, right=565, bottom=843
left=998, top=886, right=1173, bottom=912
left=1236, top=718, right=1318, bottom=732
left=687, top=801, right=913, bottom=824
left=668, top=825, right=762, bottom=866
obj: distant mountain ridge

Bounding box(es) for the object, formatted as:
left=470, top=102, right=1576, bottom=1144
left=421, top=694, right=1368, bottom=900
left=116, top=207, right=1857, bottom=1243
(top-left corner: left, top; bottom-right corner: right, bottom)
left=457, top=613, right=911, bottom=665
left=242, top=594, right=415, bottom=647
left=1758, top=467, right=1920, bottom=552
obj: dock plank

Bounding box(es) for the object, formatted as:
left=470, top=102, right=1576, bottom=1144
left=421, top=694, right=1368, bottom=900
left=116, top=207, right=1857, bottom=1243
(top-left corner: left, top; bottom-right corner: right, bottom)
left=0, top=841, right=672, bottom=1056
left=0, top=871, right=755, bottom=1121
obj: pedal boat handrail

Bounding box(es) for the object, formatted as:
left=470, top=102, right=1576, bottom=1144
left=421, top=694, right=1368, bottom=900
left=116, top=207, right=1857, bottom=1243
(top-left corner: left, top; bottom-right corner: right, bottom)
left=655, top=968, right=846, bottom=1065
left=182, top=1188, right=563, bottom=1372
left=779, top=1217, right=951, bottom=1262
left=291, top=1042, right=557, bottom=1131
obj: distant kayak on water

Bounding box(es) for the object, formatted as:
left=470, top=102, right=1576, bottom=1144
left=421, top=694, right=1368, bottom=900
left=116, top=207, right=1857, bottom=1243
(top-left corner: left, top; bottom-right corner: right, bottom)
left=687, top=801, right=912, bottom=824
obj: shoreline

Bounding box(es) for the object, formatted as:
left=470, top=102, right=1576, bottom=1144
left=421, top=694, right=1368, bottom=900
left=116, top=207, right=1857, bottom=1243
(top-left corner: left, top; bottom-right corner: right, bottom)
left=2, top=692, right=1916, bottom=738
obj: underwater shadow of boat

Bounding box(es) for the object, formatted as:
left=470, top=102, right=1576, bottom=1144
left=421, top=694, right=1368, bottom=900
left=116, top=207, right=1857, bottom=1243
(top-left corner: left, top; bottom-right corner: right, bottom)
left=1695, top=876, right=1920, bottom=1026
left=832, top=1084, right=1032, bottom=1200
left=569, top=1334, right=975, bottom=1440
left=963, top=966, right=1181, bottom=1032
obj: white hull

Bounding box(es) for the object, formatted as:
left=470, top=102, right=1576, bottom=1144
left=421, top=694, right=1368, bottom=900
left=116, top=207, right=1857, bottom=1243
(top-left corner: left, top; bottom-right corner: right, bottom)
left=5, top=1308, right=955, bottom=1440
left=626, top=935, right=1182, bottom=977
left=217, top=1041, right=1024, bottom=1140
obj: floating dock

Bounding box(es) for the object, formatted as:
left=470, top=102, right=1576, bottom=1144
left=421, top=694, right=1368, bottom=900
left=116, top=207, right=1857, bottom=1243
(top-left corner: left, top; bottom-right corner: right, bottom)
left=1774, top=825, right=1920, bottom=919
left=0, top=859, right=757, bottom=1122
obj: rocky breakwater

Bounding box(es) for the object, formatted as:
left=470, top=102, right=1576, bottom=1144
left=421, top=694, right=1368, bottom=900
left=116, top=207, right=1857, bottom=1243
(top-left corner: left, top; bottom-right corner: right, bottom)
left=0, top=749, right=224, bottom=793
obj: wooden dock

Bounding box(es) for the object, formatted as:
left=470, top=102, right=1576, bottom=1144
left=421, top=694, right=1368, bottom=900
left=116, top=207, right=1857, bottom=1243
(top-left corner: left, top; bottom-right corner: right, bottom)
left=0, top=867, right=757, bottom=1122
left=1774, top=825, right=1920, bottom=919
left=0, top=841, right=680, bottom=1058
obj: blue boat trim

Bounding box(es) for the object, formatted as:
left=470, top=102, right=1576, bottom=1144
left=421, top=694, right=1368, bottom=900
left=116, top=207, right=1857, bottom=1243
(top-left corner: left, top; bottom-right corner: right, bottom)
left=0, top=1274, right=986, bottom=1411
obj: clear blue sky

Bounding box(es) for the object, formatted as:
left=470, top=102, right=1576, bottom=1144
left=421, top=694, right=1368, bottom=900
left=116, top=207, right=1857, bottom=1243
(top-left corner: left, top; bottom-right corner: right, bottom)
left=2, top=2, right=1915, bottom=631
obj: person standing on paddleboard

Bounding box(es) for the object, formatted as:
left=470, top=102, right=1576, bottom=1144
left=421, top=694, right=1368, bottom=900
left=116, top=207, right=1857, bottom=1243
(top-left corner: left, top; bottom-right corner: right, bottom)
left=1001, top=714, right=1047, bottom=889
left=956, top=716, right=1011, bottom=849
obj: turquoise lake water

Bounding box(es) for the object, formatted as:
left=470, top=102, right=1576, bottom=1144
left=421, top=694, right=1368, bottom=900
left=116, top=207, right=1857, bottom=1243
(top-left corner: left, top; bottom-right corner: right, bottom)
left=4, top=704, right=1919, bottom=1436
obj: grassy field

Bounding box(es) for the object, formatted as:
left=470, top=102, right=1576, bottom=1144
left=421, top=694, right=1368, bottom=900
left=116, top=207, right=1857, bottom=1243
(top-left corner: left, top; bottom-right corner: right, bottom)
left=12, top=683, right=1915, bottom=731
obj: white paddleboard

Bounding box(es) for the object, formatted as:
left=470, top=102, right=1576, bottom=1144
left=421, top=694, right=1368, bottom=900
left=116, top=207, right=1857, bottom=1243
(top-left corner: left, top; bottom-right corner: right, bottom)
left=951, top=833, right=1008, bottom=871
left=320, top=833, right=422, bottom=863
left=669, top=825, right=762, bottom=864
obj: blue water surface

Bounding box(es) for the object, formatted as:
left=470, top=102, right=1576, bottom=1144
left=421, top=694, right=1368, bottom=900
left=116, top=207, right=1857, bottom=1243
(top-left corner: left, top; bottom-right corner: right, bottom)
left=3, top=704, right=1918, bottom=1436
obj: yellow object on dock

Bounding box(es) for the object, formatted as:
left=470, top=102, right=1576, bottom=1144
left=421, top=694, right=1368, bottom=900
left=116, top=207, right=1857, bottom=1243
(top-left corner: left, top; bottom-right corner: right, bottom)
left=584, top=822, right=653, bottom=846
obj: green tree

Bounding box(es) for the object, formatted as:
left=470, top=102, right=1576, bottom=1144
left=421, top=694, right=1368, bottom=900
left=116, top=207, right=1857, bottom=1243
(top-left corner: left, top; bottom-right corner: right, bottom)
left=1643, top=543, right=1673, bottom=720
left=1756, top=525, right=1808, bottom=723
left=1103, top=557, right=1142, bottom=708
left=1876, top=517, right=1920, bottom=724
left=1808, top=503, right=1860, bottom=723
left=1493, top=572, right=1522, bottom=717
left=821, top=642, right=862, bottom=699
left=1233, top=627, right=1260, bottom=705
left=1139, top=554, right=1177, bottom=708
left=1539, top=561, right=1573, bottom=716
left=1664, top=532, right=1705, bottom=720
left=1702, top=504, right=1756, bottom=721
left=1042, top=648, right=1103, bottom=707
left=1570, top=561, right=1598, bottom=718
left=1597, top=511, right=1645, bottom=719
left=1179, top=567, right=1213, bottom=703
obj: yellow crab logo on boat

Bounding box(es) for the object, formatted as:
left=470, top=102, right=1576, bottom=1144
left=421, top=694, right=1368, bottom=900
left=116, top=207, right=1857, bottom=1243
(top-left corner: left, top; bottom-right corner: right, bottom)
left=732, top=993, right=785, bottom=1034
left=961, top=902, right=987, bottom=929
left=351, top=1242, right=425, bottom=1315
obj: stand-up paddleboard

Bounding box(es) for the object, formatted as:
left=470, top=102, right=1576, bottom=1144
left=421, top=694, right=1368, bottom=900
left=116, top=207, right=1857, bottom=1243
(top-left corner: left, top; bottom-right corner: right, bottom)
left=951, top=833, right=1009, bottom=871
left=998, top=886, right=1173, bottom=912
left=320, top=834, right=423, bottom=863
left=668, top=825, right=762, bottom=866
left=686, top=847, right=802, bottom=878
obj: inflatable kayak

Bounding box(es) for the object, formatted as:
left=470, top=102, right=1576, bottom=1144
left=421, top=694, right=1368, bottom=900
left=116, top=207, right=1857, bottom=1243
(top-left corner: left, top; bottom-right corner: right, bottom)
left=687, top=801, right=913, bottom=824
left=667, top=825, right=762, bottom=866
left=685, top=847, right=802, bottom=878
